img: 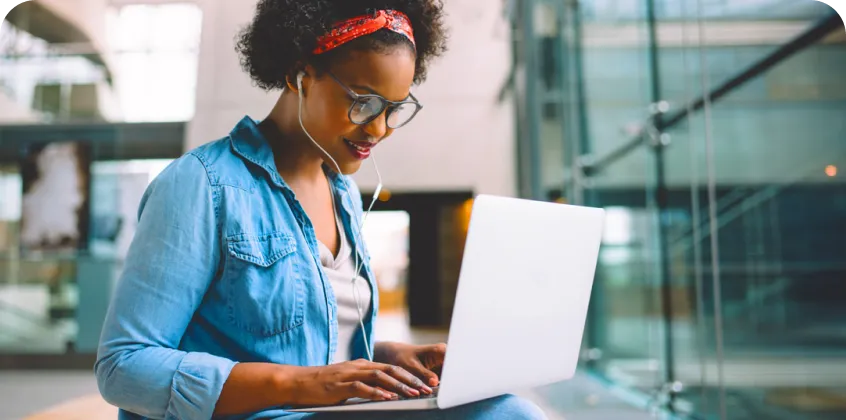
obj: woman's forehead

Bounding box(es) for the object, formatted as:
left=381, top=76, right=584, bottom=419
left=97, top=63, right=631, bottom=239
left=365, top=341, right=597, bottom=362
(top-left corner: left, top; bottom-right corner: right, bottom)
left=329, top=49, right=416, bottom=101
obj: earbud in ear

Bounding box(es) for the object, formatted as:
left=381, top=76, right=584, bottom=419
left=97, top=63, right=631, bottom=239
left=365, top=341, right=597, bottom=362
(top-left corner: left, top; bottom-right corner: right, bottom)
left=296, top=72, right=305, bottom=90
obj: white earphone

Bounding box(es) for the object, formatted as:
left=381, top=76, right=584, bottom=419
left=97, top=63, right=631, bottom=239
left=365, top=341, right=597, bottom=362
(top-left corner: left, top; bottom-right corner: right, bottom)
left=295, top=71, right=383, bottom=362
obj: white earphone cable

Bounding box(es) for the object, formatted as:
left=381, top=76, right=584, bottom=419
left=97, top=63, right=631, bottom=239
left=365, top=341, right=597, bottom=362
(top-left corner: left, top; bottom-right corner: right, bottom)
left=296, top=74, right=382, bottom=362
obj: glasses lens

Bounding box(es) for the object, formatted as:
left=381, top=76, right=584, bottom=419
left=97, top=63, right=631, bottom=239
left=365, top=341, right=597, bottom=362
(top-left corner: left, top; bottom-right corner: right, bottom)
left=387, top=102, right=419, bottom=128
left=350, top=96, right=384, bottom=124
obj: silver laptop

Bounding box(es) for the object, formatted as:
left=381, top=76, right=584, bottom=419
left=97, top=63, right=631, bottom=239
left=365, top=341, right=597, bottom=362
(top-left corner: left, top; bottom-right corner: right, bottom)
left=290, top=194, right=605, bottom=412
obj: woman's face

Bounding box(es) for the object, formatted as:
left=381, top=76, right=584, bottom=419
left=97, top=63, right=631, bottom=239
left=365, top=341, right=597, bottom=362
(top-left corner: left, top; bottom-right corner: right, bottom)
left=298, top=47, right=417, bottom=175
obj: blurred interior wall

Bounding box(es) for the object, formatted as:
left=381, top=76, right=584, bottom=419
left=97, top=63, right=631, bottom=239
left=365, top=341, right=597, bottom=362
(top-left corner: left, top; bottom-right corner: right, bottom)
left=37, top=0, right=111, bottom=55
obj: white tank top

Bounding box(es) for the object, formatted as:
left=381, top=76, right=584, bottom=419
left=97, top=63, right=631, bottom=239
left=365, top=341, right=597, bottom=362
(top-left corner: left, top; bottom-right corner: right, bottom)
left=316, top=190, right=372, bottom=364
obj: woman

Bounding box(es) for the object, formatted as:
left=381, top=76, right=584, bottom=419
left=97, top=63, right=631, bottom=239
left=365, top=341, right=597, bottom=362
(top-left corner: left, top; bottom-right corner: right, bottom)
left=95, top=1, right=546, bottom=419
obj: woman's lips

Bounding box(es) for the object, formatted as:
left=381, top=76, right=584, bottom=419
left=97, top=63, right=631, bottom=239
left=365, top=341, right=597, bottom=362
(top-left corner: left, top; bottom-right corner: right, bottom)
left=344, top=139, right=374, bottom=160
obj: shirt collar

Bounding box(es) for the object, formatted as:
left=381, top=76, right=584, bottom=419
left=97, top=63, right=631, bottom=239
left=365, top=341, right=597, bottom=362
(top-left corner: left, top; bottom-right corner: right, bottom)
left=229, top=116, right=282, bottom=184
left=229, top=115, right=351, bottom=193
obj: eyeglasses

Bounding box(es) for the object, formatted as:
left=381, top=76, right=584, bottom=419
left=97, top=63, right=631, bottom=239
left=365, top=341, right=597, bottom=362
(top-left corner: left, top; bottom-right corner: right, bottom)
left=327, top=72, right=423, bottom=129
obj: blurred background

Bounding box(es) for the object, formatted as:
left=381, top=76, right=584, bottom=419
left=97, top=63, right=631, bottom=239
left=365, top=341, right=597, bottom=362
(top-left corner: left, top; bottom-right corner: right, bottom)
left=0, top=0, right=844, bottom=419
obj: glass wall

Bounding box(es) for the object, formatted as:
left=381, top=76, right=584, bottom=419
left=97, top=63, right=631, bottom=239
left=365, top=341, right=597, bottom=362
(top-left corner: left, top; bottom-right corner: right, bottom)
left=514, top=0, right=846, bottom=418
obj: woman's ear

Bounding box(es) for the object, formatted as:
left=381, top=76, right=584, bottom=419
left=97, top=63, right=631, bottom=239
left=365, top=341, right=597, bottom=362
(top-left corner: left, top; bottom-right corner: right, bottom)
left=285, top=74, right=298, bottom=92
left=297, top=72, right=305, bottom=90
left=285, top=65, right=315, bottom=94
left=285, top=71, right=300, bottom=93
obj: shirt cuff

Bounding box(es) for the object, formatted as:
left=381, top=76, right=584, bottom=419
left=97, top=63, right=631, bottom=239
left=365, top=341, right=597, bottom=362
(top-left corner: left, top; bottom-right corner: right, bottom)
left=166, top=352, right=238, bottom=420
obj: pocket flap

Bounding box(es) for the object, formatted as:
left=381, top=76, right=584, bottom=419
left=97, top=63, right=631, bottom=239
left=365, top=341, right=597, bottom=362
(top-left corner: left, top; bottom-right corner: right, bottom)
left=227, top=232, right=297, bottom=267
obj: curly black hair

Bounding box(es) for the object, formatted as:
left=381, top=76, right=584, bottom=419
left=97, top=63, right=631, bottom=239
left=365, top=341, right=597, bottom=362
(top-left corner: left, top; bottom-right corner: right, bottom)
left=236, top=0, right=448, bottom=91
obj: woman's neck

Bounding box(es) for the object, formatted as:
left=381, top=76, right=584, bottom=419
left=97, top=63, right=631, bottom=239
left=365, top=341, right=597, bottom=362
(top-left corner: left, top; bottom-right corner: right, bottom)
left=261, top=90, right=327, bottom=187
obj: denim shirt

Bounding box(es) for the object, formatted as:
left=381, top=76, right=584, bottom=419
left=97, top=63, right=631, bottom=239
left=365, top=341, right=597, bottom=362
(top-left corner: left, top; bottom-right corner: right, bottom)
left=95, top=116, right=379, bottom=420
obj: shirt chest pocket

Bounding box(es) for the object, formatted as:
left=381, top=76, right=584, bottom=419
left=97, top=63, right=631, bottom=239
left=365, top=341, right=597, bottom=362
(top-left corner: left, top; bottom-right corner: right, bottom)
left=223, top=231, right=305, bottom=337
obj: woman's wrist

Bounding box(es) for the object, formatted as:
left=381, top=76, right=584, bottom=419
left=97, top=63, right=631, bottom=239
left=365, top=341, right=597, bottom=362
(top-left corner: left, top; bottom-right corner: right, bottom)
left=272, top=364, right=310, bottom=406
left=215, top=363, right=306, bottom=416
left=373, top=341, right=396, bottom=363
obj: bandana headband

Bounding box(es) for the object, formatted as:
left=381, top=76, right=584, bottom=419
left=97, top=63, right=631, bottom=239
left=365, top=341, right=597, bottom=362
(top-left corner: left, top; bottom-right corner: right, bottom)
left=313, top=10, right=415, bottom=55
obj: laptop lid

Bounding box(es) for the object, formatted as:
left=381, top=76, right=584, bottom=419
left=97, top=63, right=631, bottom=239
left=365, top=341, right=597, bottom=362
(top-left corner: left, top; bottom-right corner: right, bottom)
left=436, top=195, right=605, bottom=409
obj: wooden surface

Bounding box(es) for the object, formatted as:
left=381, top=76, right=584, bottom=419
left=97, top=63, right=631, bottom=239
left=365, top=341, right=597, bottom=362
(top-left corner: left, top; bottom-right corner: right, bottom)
left=23, top=395, right=116, bottom=420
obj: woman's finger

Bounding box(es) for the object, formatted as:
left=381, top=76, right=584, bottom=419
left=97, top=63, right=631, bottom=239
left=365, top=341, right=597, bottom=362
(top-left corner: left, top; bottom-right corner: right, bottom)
left=403, top=358, right=440, bottom=389
left=365, top=361, right=431, bottom=392
left=349, top=369, right=418, bottom=398
left=374, top=386, right=398, bottom=400
left=340, top=381, right=394, bottom=401
left=423, top=343, right=447, bottom=356
left=420, top=344, right=447, bottom=373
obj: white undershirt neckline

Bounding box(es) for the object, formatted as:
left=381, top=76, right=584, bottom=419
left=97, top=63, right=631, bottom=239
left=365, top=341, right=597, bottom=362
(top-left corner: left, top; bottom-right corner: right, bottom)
left=316, top=183, right=372, bottom=363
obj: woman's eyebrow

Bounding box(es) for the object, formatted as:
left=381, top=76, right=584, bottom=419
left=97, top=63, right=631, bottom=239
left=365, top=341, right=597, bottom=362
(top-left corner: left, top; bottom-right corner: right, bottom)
left=350, top=84, right=383, bottom=96
left=350, top=84, right=410, bottom=101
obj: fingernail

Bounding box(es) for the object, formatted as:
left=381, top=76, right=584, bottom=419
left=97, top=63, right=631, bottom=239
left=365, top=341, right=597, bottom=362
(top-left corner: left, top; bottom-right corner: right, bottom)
left=382, top=392, right=394, bottom=400
left=430, top=378, right=439, bottom=386
left=409, top=388, right=420, bottom=396
left=421, top=385, right=433, bottom=394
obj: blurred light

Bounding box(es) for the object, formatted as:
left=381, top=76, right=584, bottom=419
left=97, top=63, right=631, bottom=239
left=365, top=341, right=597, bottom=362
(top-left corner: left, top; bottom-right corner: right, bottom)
left=825, top=165, right=837, bottom=177
left=459, top=198, right=474, bottom=235
left=377, top=188, right=392, bottom=202
left=602, top=207, right=633, bottom=245
left=107, top=3, right=203, bottom=122
left=554, top=197, right=566, bottom=204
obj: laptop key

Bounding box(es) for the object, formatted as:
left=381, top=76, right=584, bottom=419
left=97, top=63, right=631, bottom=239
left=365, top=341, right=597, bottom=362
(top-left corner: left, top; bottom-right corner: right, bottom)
left=399, top=386, right=439, bottom=400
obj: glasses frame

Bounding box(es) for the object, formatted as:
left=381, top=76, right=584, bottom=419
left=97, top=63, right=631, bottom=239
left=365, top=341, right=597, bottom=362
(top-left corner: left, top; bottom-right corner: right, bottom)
left=327, top=72, right=423, bottom=129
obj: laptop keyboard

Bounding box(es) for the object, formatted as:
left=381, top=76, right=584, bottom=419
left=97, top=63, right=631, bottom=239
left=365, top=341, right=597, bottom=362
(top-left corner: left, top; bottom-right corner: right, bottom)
left=344, top=386, right=439, bottom=406
left=399, top=386, right=439, bottom=400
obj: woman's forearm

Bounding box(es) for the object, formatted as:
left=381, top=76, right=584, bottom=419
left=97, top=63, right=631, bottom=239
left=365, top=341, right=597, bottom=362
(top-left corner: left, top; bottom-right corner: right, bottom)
left=214, top=363, right=303, bottom=416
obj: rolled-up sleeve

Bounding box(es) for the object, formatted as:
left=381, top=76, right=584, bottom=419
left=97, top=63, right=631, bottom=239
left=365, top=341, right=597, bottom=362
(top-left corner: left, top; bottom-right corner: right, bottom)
left=95, top=154, right=236, bottom=420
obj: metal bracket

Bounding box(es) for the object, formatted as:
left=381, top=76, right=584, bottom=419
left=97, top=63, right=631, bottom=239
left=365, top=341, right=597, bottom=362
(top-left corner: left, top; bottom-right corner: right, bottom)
left=646, top=101, right=672, bottom=150
left=576, top=154, right=595, bottom=176
left=647, top=381, right=685, bottom=414
left=580, top=347, right=603, bottom=363
left=648, top=100, right=671, bottom=116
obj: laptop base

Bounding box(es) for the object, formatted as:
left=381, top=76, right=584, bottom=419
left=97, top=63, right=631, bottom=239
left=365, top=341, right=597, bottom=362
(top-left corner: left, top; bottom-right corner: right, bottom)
left=288, top=396, right=439, bottom=412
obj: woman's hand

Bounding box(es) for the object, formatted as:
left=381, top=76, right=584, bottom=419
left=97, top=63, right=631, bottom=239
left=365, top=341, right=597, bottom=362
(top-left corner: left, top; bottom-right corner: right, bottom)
left=284, top=359, right=433, bottom=407
left=373, top=342, right=447, bottom=387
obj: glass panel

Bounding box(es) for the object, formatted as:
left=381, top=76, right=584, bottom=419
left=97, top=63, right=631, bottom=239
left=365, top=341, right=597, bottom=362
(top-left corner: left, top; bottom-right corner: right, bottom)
left=565, top=0, right=671, bottom=397
left=520, top=0, right=844, bottom=417
left=591, top=201, right=669, bottom=394
left=584, top=0, right=832, bottom=21
left=657, top=0, right=837, bottom=106
left=579, top=18, right=654, bottom=166
left=656, top=0, right=846, bottom=418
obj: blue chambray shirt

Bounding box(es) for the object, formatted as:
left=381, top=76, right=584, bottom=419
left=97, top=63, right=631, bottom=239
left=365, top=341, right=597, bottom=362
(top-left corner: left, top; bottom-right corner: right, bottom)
left=95, top=116, right=379, bottom=419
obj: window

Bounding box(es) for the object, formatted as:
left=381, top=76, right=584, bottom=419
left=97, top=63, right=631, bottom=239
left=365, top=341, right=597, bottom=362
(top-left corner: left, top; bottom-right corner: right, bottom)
left=106, top=3, right=203, bottom=122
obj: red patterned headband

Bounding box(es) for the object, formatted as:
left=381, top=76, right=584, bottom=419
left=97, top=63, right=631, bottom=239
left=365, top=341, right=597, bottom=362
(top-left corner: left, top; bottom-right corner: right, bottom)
left=313, top=10, right=415, bottom=55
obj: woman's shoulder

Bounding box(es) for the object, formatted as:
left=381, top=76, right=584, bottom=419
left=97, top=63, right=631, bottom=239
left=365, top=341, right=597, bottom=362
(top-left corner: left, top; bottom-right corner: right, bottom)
left=184, top=136, right=238, bottom=172
left=151, top=136, right=246, bottom=187
left=146, top=137, right=230, bottom=194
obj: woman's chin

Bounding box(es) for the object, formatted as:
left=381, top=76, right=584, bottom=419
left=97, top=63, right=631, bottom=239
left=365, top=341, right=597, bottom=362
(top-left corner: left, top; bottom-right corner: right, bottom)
left=341, top=161, right=364, bottom=175
left=323, top=158, right=363, bottom=176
